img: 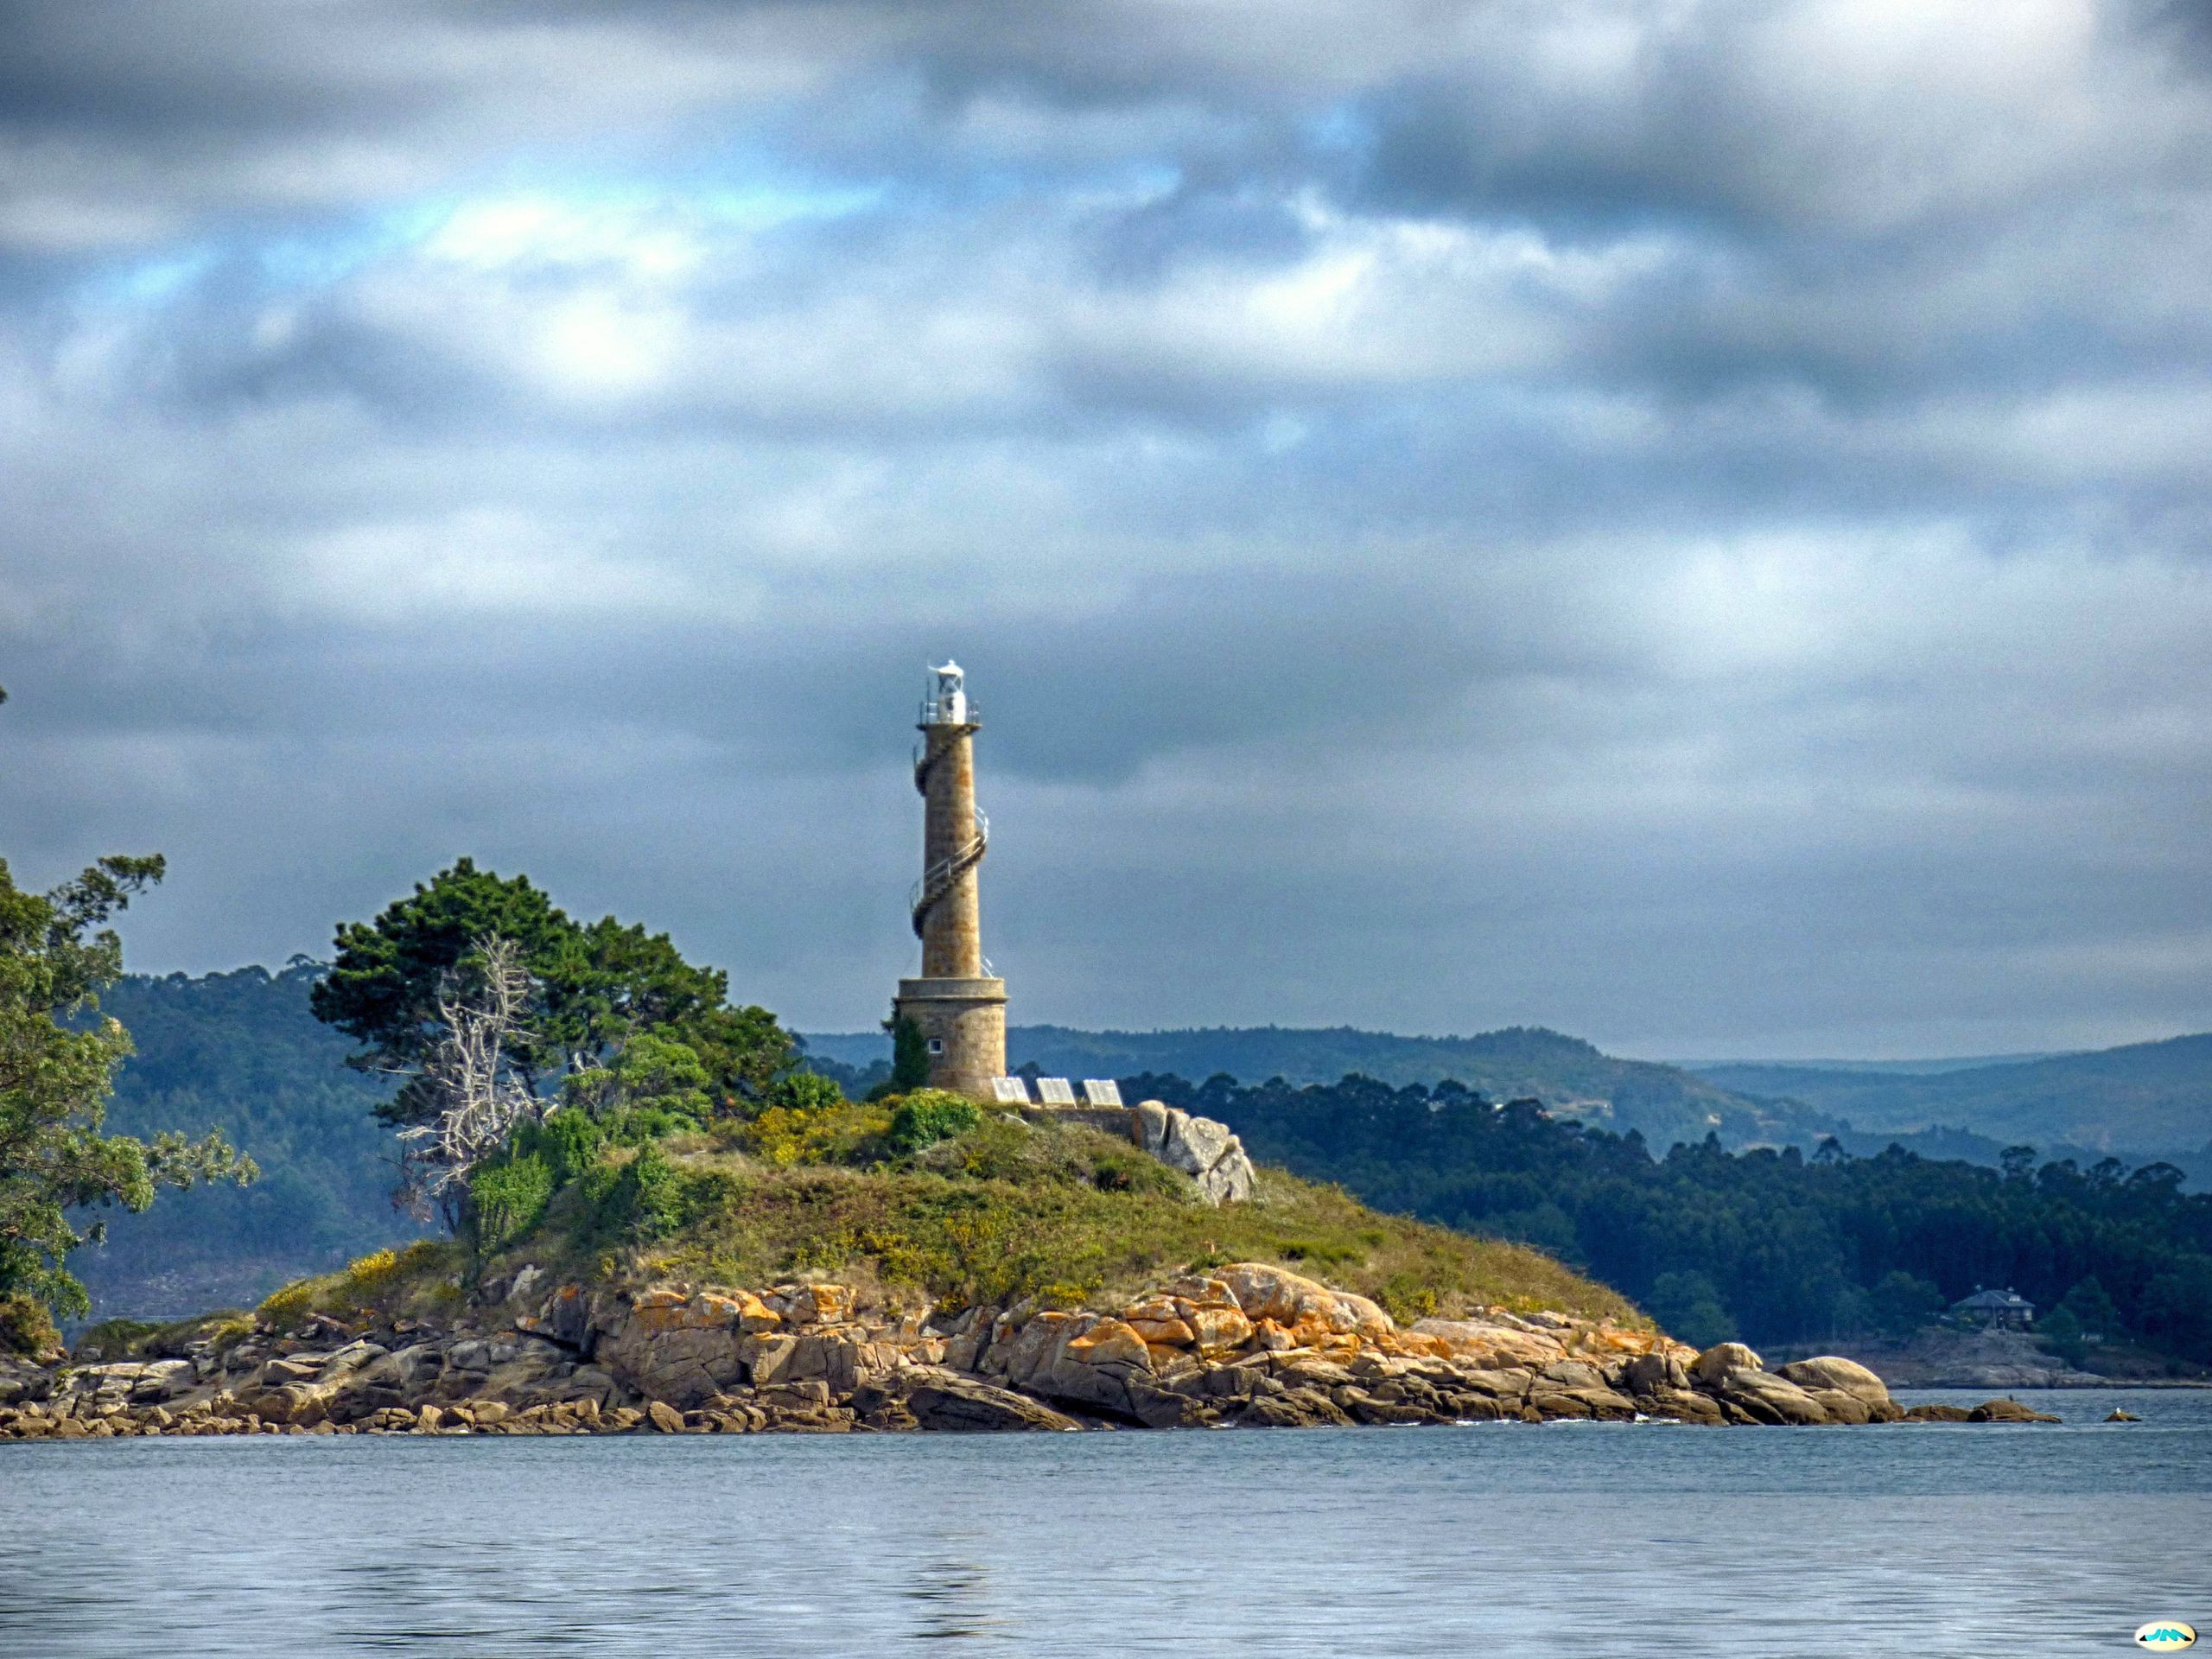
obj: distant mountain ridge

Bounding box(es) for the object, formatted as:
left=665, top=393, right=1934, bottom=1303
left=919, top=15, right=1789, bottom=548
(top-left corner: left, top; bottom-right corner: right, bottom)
left=805, top=1023, right=1791, bottom=1151
left=1672, top=1053, right=2063, bottom=1077
left=808, top=1020, right=2212, bottom=1173
left=1689, top=1033, right=2212, bottom=1160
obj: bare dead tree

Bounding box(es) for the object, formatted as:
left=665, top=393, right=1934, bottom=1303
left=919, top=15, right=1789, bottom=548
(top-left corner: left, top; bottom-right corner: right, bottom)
left=394, top=934, right=543, bottom=1225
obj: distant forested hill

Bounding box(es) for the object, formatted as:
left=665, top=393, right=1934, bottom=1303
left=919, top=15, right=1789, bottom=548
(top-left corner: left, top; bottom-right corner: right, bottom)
left=806, top=1023, right=1796, bottom=1151
left=77, top=964, right=423, bottom=1319
left=1132, top=1071, right=2212, bottom=1363
left=805, top=1021, right=2210, bottom=1182
left=1691, top=1034, right=2212, bottom=1162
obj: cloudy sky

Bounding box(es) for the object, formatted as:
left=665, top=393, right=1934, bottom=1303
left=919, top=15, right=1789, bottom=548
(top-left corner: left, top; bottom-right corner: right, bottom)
left=3, top=0, right=2208, bottom=1058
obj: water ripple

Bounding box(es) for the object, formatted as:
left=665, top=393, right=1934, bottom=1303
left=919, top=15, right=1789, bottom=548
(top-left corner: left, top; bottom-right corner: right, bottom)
left=2, top=1389, right=2207, bottom=1657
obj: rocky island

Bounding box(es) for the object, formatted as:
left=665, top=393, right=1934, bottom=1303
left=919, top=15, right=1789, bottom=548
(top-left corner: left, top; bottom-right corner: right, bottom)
left=3, top=1111, right=2045, bottom=1440
left=0, top=796, right=2090, bottom=1442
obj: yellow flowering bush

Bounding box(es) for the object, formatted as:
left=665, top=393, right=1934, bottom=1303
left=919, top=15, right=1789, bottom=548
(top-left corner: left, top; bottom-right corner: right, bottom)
left=256, top=1280, right=315, bottom=1328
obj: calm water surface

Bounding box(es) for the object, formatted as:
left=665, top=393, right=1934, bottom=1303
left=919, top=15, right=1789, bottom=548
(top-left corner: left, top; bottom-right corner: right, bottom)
left=4, top=1388, right=2208, bottom=1657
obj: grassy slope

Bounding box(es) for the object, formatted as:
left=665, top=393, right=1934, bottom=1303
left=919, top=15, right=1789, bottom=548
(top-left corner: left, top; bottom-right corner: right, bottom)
left=66, top=970, right=1643, bottom=1327
left=466, top=1114, right=1645, bottom=1332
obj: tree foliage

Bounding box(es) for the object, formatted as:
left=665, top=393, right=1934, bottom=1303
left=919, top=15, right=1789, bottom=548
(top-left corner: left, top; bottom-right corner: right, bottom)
left=2038, top=1304, right=2088, bottom=1369
left=309, top=860, right=800, bottom=1241
left=562, top=1031, right=715, bottom=1135
left=2061, top=1274, right=2121, bottom=1338
left=1868, top=1269, right=1945, bottom=1338
left=310, top=859, right=794, bottom=1125
left=311, top=859, right=569, bottom=1113
left=866, top=1014, right=932, bottom=1101
left=0, top=853, right=253, bottom=1338
left=1645, top=1269, right=1737, bottom=1349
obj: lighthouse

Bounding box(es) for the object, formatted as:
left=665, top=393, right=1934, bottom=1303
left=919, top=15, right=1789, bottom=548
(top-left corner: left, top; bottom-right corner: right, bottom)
left=892, top=661, right=1007, bottom=1097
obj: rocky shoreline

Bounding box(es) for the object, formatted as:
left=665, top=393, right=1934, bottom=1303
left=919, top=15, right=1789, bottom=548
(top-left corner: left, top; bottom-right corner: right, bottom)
left=1, top=1261, right=2067, bottom=1440
left=1770, top=1325, right=2212, bottom=1391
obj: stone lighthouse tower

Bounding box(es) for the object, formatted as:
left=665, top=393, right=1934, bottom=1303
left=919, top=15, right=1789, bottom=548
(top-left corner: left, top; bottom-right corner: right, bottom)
left=892, top=662, right=1007, bottom=1097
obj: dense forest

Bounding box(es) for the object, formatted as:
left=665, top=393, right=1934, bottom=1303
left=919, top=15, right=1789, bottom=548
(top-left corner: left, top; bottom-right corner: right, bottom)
left=1129, top=1071, right=2212, bottom=1362
left=78, top=963, right=421, bottom=1314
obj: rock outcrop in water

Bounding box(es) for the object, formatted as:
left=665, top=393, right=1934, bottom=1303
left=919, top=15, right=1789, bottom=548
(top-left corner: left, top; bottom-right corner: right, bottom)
left=1777, top=1325, right=2116, bottom=1389
left=0, top=1261, right=1988, bottom=1440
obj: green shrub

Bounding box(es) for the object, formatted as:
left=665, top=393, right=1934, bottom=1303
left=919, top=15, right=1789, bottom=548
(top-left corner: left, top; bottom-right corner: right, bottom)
left=582, top=1143, right=690, bottom=1243
left=340, top=1243, right=448, bottom=1310
left=912, top=1112, right=1094, bottom=1185
left=1281, top=1237, right=1362, bottom=1268
left=345, top=1247, right=399, bottom=1286
left=597, top=1103, right=679, bottom=1144
left=523, top=1109, right=606, bottom=1185
left=768, top=1070, right=846, bottom=1115
left=867, top=1015, right=931, bottom=1100
left=629, top=1144, right=689, bottom=1240
left=1377, top=1274, right=1439, bottom=1325
left=886, top=1092, right=982, bottom=1155
left=471, top=1153, right=556, bottom=1251
left=741, top=1096, right=891, bottom=1166
left=1088, top=1144, right=1189, bottom=1197
left=471, top=1111, right=605, bottom=1253
left=70, top=1319, right=162, bottom=1362
left=0, top=1293, right=63, bottom=1359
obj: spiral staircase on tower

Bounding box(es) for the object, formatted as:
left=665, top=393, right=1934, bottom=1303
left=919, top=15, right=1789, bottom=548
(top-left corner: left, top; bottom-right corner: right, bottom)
left=909, top=742, right=988, bottom=944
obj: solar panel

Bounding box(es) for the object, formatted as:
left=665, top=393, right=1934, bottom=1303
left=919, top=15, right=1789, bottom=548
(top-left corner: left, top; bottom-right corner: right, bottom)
left=991, top=1076, right=1032, bottom=1104
left=1082, top=1079, right=1123, bottom=1107
left=1036, top=1077, right=1077, bottom=1105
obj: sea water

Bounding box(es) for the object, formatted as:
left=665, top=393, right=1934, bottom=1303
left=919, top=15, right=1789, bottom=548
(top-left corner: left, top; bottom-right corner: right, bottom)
left=3, top=1388, right=2208, bottom=1657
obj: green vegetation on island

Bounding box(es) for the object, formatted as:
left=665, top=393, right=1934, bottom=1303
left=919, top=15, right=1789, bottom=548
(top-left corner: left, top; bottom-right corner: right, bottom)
left=243, top=1104, right=1634, bottom=1342
left=8, top=838, right=2209, bottom=1385
left=264, top=860, right=1636, bottom=1334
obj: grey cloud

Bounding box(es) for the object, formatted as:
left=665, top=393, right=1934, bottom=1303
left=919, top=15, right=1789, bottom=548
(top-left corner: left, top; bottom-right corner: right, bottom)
left=2, top=0, right=2209, bottom=1054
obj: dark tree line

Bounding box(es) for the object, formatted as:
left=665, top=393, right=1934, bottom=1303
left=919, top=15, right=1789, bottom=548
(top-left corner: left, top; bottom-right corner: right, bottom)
left=1125, top=1071, right=2212, bottom=1359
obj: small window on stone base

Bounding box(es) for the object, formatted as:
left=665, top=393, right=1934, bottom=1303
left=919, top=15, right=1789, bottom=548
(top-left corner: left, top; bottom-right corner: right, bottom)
left=926, top=1038, right=945, bottom=1055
